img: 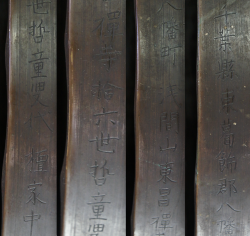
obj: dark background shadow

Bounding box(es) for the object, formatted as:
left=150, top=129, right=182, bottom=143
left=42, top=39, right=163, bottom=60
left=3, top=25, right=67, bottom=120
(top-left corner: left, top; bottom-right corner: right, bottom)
left=0, top=0, right=197, bottom=235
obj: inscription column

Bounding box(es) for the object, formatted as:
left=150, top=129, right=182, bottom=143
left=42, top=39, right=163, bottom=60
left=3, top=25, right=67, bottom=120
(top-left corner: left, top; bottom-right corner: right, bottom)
left=133, top=0, right=185, bottom=235
left=196, top=1, right=250, bottom=235
left=2, top=1, right=57, bottom=235
left=61, top=0, right=125, bottom=235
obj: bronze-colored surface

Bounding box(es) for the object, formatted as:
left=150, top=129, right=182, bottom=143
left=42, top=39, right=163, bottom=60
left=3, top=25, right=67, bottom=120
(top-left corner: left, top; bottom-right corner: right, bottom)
left=196, top=1, right=250, bottom=235
left=133, top=0, right=185, bottom=235
left=2, top=0, right=57, bottom=235
left=61, top=0, right=126, bottom=235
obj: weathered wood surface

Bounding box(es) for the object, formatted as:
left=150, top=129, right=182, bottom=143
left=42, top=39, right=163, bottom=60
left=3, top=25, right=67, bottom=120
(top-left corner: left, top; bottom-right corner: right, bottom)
left=196, top=1, right=250, bottom=235
left=61, top=0, right=126, bottom=235
left=2, top=0, right=57, bottom=235
left=133, top=0, right=185, bottom=235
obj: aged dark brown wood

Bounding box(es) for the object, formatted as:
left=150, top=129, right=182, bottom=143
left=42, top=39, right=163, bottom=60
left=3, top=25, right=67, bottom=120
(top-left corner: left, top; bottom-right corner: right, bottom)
left=60, top=0, right=126, bottom=235
left=2, top=0, right=57, bottom=235
left=196, top=1, right=250, bottom=235
left=133, top=0, right=185, bottom=235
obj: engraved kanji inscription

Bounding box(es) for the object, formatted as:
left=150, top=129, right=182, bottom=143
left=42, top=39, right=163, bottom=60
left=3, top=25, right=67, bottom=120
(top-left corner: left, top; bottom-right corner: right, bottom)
left=26, top=180, right=46, bottom=205
left=162, top=17, right=179, bottom=39
left=217, top=218, right=237, bottom=234
left=151, top=214, right=173, bottom=230
left=161, top=46, right=182, bottom=65
left=31, top=81, right=46, bottom=92
left=216, top=151, right=237, bottom=173
left=89, top=159, right=114, bottom=186
left=89, top=132, right=119, bottom=153
left=23, top=211, right=41, bottom=236
left=221, top=89, right=236, bottom=114
left=216, top=59, right=237, bottom=81
left=158, top=188, right=171, bottom=207
left=160, top=138, right=177, bottom=152
left=25, top=112, right=53, bottom=132
left=158, top=162, right=176, bottom=183
left=29, top=20, right=50, bottom=43
left=26, top=148, right=48, bottom=172
left=27, top=0, right=52, bottom=14
left=91, top=81, right=122, bottom=100
left=160, top=112, right=179, bottom=133
left=29, top=50, right=49, bottom=79
left=217, top=178, right=237, bottom=197
left=95, top=44, right=122, bottom=70
left=87, top=192, right=111, bottom=220
left=157, top=0, right=182, bottom=13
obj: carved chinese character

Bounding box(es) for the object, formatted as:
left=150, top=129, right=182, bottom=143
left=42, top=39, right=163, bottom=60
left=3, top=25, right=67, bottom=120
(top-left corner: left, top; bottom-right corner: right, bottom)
left=107, top=11, right=121, bottom=20
left=217, top=178, right=237, bottom=197
left=214, top=29, right=235, bottom=53
left=23, top=211, right=41, bottom=236
left=26, top=180, right=46, bottom=205
left=157, top=0, right=182, bottom=13
left=31, top=81, right=46, bottom=92
left=89, top=159, right=114, bottom=186
left=217, top=202, right=240, bottom=213
left=25, top=112, right=53, bottom=132
left=31, top=94, right=48, bottom=107
left=158, top=162, right=176, bottom=183
left=27, top=0, right=52, bottom=14
left=89, top=132, right=119, bottom=153
left=26, top=148, right=48, bottom=172
left=89, top=224, right=105, bottom=233
left=221, top=89, right=236, bottom=114
left=221, top=119, right=234, bottom=147
left=160, top=138, right=177, bottom=152
left=95, top=44, right=122, bottom=70
left=29, top=49, right=49, bottom=79
left=216, top=59, right=237, bottom=81
left=29, top=20, right=49, bottom=43
left=216, top=151, right=236, bottom=173
left=161, top=46, right=182, bottom=65
left=87, top=192, right=111, bottom=221
left=158, top=188, right=171, bottom=207
left=151, top=214, right=173, bottom=230
left=160, top=112, right=179, bottom=133
left=162, top=17, right=179, bottom=39
left=217, top=218, right=237, bottom=234
left=91, top=81, right=122, bottom=101
left=214, top=10, right=236, bottom=26
left=94, top=107, right=118, bottom=126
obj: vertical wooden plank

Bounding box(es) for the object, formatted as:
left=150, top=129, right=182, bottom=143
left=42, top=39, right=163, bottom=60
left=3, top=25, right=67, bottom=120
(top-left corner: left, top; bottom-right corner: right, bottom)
left=2, top=0, right=57, bottom=235
left=61, top=0, right=126, bottom=235
left=133, top=0, right=185, bottom=235
left=196, top=1, right=250, bottom=235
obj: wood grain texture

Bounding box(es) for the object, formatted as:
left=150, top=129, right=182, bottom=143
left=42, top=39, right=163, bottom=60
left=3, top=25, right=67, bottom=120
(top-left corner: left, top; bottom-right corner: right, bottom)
left=2, top=0, right=57, bottom=235
left=196, top=1, right=250, bottom=235
left=60, top=0, right=126, bottom=235
left=133, top=0, right=185, bottom=235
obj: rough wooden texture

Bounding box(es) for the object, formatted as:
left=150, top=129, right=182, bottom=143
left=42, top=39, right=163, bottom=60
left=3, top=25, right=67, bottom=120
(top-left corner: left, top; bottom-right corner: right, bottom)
left=2, top=0, right=57, bottom=235
left=61, top=0, right=126, bottom=235
left=133, top=0, right=185, bottom=235
left=196, top=1, right=250, bottom=235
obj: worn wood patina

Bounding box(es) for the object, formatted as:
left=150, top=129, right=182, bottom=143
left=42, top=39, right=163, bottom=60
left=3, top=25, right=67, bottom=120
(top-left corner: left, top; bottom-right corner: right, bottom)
left=196, top=1, right=250, bottom=235
left=61, top=0, right=126, bottom=235
left=2, top=0, right=57, bottom=235
left=133, top=0, right=185, bottom=235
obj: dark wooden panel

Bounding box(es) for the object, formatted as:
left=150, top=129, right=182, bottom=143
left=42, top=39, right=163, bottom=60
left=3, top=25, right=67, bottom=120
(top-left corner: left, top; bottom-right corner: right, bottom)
left=61, top=0, right=126, bottom=235
left=2, top=0, right=57, bottom=235
left=196, top=1, right=250, bottom=235
left=133, top=0, right=185, bottom=235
